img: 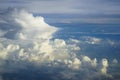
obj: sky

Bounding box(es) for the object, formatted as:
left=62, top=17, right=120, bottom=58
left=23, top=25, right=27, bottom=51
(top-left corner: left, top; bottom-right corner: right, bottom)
left=0, top=0, right=120, bottom=80
left=0, top=0, right=120, bottom=23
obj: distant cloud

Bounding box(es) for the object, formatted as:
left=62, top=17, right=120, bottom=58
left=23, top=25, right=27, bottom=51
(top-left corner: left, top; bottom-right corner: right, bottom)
left=100, top=58, right=109, bottom=74
left=0, top=0, right=120, bottom=14
left=112, top=59, right=118, bottom=64
left=80, top=36, right=102, bottom=44
left=0, top=0, right=120, bottom=23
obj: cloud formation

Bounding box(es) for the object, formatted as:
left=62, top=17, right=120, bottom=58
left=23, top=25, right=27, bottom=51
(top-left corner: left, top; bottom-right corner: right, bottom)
left=0, top=8, right=118, bottom=80
left=101, top=58, right=109, bottom=74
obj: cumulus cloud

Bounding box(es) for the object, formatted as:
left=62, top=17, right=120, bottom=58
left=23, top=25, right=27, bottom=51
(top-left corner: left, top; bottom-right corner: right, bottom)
left=0, top=8, right=116, bottom=80
left=100, top=58, right=109, bottom=74
left=81, top=36, right=101, bottom=44
left=66, top=57, right=81, bottom=70
left=0, top=8, right=80, bottom=66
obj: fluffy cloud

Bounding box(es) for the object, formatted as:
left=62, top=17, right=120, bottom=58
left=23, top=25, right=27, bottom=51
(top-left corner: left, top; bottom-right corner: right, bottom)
left=14, top=9, right=57, bottom=40
left=0, top=8, right=118, bottom=80
left=0, top=8, right=80, bottom=66
left=100, top=58, right=109, bottom=74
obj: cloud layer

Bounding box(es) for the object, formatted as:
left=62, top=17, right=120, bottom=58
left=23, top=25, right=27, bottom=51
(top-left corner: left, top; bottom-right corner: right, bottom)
left=0, top=0, right=120, bottom=24
left=0, top=9, right=118, bottom=80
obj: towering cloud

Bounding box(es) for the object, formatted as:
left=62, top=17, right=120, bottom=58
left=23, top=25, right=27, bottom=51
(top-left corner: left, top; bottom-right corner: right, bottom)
left=0, top=8, right=81, bottom=67
left=1, top=8, right=57, bottom=40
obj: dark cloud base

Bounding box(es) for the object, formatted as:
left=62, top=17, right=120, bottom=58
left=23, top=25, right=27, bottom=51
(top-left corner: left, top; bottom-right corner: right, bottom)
left=0, top=68, right=113, bottom=80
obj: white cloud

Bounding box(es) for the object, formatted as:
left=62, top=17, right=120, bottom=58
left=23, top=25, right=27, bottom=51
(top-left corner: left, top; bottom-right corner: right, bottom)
left=82, top=36, right=101, bottom=44
left=69, top=38, right=80, bottom=43
left=0, top=8, right=115, bottom=80
left=0, top=9, right=80, bottom=65
left=91, top=58, right=97, bottom=67
left=66, top=58, right=81, bottom=70
left=82, top=56, right=91, bottom=62
left=13, top=9, right=58, bottom=40
left=100, top=58, right=109, bottom=75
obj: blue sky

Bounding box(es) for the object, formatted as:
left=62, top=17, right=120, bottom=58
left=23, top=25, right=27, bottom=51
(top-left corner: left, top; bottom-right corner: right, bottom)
left=0, top=0, right=120, bottom=23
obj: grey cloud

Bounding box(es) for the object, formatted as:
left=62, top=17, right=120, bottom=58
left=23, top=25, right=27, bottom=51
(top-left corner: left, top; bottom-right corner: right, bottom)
left=0, top=0, right=119, bottom=14
left=0, top=0, right=120, bottom=23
